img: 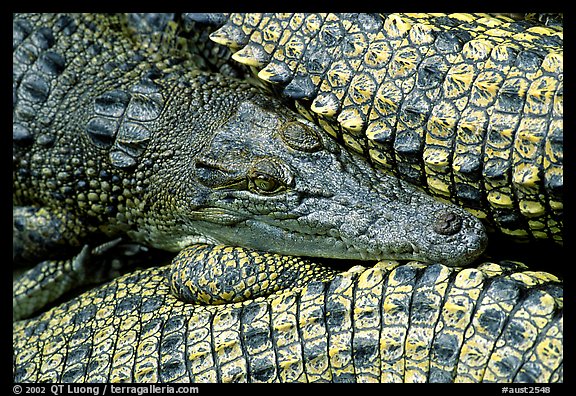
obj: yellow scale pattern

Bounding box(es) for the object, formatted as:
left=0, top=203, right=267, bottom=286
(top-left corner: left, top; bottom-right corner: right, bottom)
left=13, top=247, right=563, bottom=383
left=169, top=245, right=336, bottom=305
left=210, top=13, right=563, bottom=243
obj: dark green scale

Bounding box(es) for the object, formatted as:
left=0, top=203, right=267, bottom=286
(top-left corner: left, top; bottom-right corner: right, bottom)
left=349, top=263, right=387, bottom=381
left=379, top=262, right=424, bottom=381
left=13, top=13, right=261, bottom=267
left=14, top=15, right=153, bottom=255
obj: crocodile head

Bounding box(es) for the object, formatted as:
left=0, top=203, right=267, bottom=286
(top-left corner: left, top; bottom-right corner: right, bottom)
left=138, top=86, right=487, bottom=267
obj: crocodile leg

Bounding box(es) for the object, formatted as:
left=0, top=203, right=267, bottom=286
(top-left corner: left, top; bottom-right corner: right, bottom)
left=13, top=238, right=158, bottom=321
left=13, top=206, right=86, bottom=265
left=168, top=244, right=337, bottom=305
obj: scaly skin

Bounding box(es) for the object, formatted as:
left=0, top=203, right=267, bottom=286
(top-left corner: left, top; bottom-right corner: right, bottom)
left=190, top=13, right=563, bottom=243
left=13, top=245, right=563, bottom=383
left=13, top=13, right=486, bottom=269
left=12, top=14, right=562, bottom=384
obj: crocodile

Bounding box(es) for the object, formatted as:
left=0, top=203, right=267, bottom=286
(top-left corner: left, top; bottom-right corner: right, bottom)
left=13, top=244, right=563, bottom=383
left=12, top=13, right=563, bottom=384
left=13, top=13, right=488, bottom=320
left=185, top=13, right=563, bottom=243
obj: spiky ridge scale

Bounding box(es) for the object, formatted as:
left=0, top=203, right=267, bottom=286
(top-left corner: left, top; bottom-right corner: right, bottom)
left=210, top=13, right=563, bottom=243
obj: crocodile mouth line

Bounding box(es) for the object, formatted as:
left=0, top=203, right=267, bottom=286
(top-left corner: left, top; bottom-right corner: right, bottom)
left=242, top=218, right=425, bottom=262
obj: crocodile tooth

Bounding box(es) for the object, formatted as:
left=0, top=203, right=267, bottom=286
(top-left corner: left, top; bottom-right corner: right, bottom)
left=231, top=42, right=270, bottom=67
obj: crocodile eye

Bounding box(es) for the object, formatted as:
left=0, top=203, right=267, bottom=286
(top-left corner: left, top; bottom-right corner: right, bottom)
left=248, top=158, right=293, bottom=195
left=251, top=173, right=279, bottom=193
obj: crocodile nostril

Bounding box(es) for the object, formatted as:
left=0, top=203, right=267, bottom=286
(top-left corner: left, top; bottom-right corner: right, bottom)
left=433, top=210, right=463, bottom=235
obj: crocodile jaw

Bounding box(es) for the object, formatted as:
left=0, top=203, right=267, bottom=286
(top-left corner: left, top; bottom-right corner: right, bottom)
left=144, top=176, right=488, bottom=267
